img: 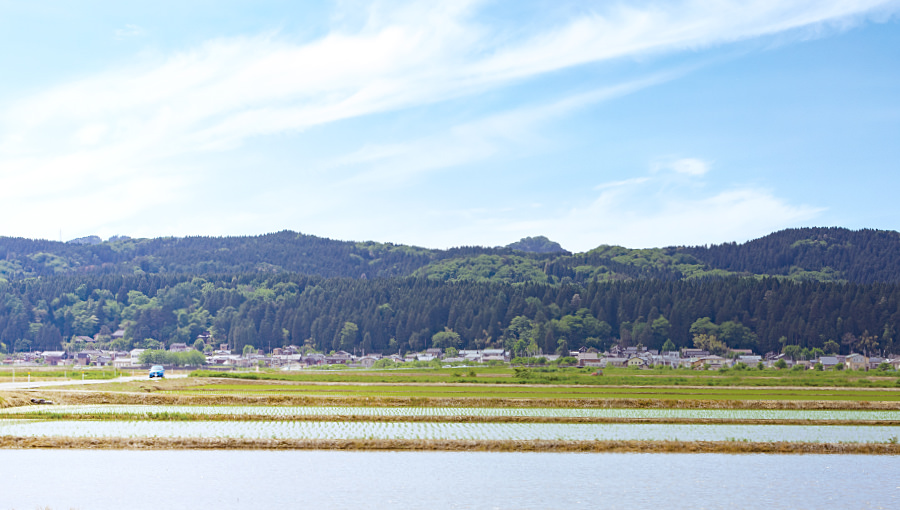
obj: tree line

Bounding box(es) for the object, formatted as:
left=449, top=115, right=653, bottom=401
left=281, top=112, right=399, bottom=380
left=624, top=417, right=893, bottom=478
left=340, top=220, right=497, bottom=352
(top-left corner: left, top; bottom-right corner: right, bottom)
left=1, top=272, right=898, bottom=357
left=5, top=227, right=900, bottom=285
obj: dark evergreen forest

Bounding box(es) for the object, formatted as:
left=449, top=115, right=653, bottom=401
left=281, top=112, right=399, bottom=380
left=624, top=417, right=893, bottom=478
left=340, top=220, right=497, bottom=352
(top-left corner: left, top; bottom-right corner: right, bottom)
left=1, top=227, right=899, bottom=356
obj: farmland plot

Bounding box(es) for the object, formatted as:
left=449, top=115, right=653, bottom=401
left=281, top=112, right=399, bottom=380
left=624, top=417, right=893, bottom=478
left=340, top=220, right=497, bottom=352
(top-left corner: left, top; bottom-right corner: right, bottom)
left=1, top=419, right=898, bottom=443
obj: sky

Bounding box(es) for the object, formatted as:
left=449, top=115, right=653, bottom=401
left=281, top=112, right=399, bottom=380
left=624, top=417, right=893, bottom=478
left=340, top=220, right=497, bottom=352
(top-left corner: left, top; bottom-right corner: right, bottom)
left=0, top=0, right=898, bottom=252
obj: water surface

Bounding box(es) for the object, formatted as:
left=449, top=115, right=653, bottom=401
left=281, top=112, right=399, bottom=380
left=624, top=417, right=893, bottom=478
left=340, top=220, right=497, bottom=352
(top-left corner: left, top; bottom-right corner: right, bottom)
left=1, top=419, right=897, bottom=443
left=4, top=404, right=899, bottom=421
left=0, top=450, right=897, bottom=509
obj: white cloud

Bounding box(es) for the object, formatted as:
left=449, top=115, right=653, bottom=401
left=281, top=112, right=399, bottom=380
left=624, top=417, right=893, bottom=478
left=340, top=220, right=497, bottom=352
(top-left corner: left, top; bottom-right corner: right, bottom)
left=114, top=24, right=145, bottom=39
left=333, top=73, right=677, bottom=185
left=0, top=0, right=889, bottom=241
left=654, top=157, right=711, bottom=176
left=388, top=172, right=824, bottom=252
left=595, top=177, right=652, bottom=191
left=549, top=184, right=823, bottom=250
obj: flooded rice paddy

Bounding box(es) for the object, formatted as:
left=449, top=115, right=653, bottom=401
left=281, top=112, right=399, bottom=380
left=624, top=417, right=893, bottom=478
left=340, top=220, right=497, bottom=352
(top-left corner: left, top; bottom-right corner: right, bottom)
left=1, top=418, right=898, bottom=443
left=1, top=450, right=898, bottom=510
left=3, top=404, right=899, bottom=421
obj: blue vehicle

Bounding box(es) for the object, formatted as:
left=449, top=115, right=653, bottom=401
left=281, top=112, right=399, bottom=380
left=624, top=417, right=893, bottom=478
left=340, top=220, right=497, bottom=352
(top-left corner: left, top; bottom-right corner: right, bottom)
left=149, top=365, right=165, bottom=378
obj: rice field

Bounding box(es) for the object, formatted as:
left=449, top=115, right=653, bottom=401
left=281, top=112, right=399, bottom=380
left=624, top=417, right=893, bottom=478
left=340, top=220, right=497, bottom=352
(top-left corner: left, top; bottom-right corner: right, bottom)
left=4, top=404, right=900, bottom=422
left=167, top=382, right=900, bottom=402
left=0, top=419, right=897, bottom=443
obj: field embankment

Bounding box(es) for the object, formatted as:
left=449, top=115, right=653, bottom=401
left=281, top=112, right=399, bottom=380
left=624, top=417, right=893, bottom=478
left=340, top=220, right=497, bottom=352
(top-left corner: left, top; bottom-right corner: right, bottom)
left=3, top=436, right=898, bottom=455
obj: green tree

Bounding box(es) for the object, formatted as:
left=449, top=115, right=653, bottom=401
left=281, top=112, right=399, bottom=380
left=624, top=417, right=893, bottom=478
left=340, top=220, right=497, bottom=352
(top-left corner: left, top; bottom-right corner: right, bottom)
left=689, top=317, right=719, bottom=338
left=692, top=334, right=727, bottom=356
left=782, top=344, right=801, bottom=361
left=339, top=322, right=359, bottom=352
left=718, top=321, right=757, bottom=350
left=242, top=344, right=256, bottom=357
left=431, top=329, right=461, bottom=350
left=651, top=316, right=671, bottom=349
left=856, top=330, right=879, bottom=356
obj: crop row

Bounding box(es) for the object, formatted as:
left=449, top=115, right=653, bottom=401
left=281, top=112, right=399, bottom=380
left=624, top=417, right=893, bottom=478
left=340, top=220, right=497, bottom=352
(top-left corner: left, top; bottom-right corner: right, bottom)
left=3, top=404, right=899, bottom=421
left=0, top=419, right=898, bottom=443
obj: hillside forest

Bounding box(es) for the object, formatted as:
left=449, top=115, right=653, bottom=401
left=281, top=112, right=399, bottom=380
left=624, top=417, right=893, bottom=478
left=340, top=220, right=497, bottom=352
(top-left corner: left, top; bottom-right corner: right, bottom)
left=1, top=227, right=899, bottom=357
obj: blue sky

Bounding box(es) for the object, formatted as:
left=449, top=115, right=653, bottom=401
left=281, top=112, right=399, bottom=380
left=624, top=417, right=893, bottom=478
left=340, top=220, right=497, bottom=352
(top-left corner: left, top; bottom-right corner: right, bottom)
left=0, top=0, right=898, bottom=252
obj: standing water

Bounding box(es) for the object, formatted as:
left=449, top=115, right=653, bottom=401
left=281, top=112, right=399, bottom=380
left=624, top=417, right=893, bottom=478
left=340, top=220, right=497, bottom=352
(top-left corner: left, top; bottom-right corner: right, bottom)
left=0, top=450, right=897, bottom=509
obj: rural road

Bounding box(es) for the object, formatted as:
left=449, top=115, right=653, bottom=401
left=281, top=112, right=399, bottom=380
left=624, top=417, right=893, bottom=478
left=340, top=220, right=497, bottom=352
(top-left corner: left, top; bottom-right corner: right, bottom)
left=0, top=373, right=187, bottom=391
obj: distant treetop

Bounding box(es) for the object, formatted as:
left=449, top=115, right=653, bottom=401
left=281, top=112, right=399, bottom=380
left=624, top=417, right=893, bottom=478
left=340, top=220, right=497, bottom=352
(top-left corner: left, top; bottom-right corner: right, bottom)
left=507, top=236, right=568, bottom=254
left=66, top=235, right=102, bottom=245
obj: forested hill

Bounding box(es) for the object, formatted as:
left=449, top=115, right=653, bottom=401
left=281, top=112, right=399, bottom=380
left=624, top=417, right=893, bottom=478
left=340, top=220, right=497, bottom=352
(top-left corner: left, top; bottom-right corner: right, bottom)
left=2, top=227, right=900, bottom=284
left=3, top=227, right=900, bottom=357
left=0, top=232, right=505, bottom=280
left=681, top=227, right=900, bottom=284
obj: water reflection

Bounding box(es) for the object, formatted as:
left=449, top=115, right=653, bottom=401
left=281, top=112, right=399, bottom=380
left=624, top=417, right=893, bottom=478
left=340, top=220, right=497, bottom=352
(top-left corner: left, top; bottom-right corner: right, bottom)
left=0, top=450, right=897, bottom=509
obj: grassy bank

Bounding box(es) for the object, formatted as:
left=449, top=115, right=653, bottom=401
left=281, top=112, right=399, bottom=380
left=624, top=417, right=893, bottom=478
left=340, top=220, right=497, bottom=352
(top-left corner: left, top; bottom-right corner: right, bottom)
left=167, top=381, right=900, bottom=402
left=3, top=436, right=898, bottom=454
left=3, top=410, right=898, bottom=427
left=190, top=367, right=900, bottom=388
left=8, top=389, right=900, bottom=410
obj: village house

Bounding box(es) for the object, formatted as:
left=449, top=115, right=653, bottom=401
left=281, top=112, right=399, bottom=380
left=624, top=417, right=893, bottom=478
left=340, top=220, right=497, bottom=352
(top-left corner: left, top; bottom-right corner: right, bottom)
left=627, top=357, right=648, bottom=369
left=737, top=355, right=762, bottom=366
left=576, top=352, right=598, bottom=367
left=325, top=351, right=352, bottom=364
left=682, top=348, right=710, bottom=358
left=817, top=356, right=840, bottom=369
left=867, top=357, right=885, bottom=370
left=602, top=357, right=628, bottom=368
left=481, top=349, right=508, bottom=362
left=42, top=351, right=67, bottom=366
left=112, top=356, right=135, bottom=369
left=692, top=355, right=726, bottom=370
left=845, top=353, right=868, bottom=370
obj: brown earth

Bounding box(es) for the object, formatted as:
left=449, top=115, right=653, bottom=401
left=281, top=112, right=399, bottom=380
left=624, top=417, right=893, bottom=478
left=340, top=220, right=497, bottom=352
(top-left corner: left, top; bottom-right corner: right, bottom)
left=3, top=389, right=900, bottom=410
left=2, top=436, right=898, bottom=454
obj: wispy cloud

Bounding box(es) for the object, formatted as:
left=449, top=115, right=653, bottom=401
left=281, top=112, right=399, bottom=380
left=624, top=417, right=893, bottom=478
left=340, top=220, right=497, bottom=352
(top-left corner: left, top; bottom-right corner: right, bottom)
left=397, top=167, right=824, bottom=251
left=547, top=179, right=824, bottom=250
left=114, top=24, right=145, bottom=39
left=653, top=157, right=712, bottom=176
left=0, top=0, right=891, bottom=241
left=332, top=73, right=679, bottom=185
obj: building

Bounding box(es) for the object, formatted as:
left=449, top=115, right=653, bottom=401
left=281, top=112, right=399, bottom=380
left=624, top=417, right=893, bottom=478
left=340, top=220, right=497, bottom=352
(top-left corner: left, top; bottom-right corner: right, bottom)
left=602, top=357, right=628, bottom=368
left=576, top=352, right=598, bottom=367
left=692, top=355, right=726, bottom=370
left=42, top=351, right=67, bottom=366
left=845, top=353, right=868, bottom=371
left=627, top=357, right=648, bottom=369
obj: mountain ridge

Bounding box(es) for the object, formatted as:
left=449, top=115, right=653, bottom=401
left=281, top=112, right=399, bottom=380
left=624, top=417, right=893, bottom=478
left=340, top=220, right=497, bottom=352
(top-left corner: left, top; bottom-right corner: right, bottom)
left=1, top=227, right=899, bottom=284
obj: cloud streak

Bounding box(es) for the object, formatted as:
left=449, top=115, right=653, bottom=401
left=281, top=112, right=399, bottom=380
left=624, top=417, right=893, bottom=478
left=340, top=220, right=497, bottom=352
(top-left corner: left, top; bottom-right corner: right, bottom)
left=0, top=0, right=891, bottom=242
left=395, top=170, right=825, bottom=251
